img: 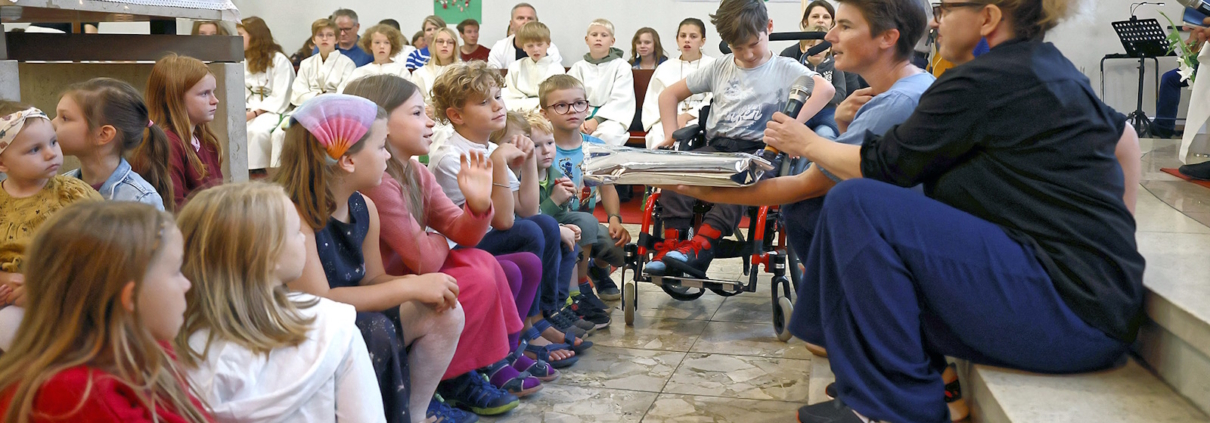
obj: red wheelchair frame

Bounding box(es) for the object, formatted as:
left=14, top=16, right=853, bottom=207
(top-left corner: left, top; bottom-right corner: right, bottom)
left=619, top=189, right=800, bottom=342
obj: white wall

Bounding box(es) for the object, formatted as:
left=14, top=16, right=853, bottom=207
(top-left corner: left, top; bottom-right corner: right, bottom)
left=230, top=0, right=807, bottom=63
left=225, top=0, right=1197, bottom=119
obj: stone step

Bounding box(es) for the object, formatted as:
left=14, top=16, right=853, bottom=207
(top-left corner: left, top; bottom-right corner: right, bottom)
left=1133, top=191, right=1210, bottom=414
left=960, top=358, right=1208, bottom=423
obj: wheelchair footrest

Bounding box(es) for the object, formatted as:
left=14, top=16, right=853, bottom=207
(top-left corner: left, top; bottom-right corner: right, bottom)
left=644, top=274, right=744, bottom=293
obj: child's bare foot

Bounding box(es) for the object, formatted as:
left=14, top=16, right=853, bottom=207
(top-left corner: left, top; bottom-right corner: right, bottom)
left=526, top=336, right=576, bottom=361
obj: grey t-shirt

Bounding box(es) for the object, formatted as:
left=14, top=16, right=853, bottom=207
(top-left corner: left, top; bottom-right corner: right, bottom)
left=685, top=55, right=817, bottom=142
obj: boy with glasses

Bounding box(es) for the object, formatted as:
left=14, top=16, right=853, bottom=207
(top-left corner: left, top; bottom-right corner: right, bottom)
left=537, top=75, right=631, bottom=302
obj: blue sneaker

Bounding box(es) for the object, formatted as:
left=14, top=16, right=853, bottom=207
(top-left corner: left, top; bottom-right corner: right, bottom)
left=427, top=394, right=479, bottom=423
left=437, top=371, right=520, bottom=416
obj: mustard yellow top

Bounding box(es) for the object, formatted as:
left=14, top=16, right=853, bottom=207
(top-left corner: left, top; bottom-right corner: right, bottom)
left=0, top=175, right=102, bottom=272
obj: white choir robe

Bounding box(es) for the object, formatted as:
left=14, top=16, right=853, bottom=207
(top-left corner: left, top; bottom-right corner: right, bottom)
left=267, top=51, right=357, bottom=167
left=567, top=58, right=636, bottom=147
left=411, top=63, right=452, bottom=102
left=340, top=61, right=411, bottom=93
left=291, top=50, right=358, bottom=107
left=245, top=52, right=296, bottom=169
left=503, top=56, right=566, bottom=113
left=487, top=35, right=563, bottom=70
left=642, top=54, right=716, bottom=149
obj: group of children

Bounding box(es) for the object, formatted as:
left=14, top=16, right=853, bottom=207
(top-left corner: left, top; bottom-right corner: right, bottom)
left=0, top=0, right=853, bottom=421
left=0, top=31, right=636, bottom=423
left=231, top=2, right=792, bottom=174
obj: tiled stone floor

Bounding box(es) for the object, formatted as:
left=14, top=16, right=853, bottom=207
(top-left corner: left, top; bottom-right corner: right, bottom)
left=482, top=137, right=1210, bottom=422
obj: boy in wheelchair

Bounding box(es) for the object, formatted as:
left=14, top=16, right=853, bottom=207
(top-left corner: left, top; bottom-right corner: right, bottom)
left=647, top=0, right=832, bottom=278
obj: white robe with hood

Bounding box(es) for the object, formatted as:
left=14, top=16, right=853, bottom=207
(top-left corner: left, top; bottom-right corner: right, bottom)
left=504, top=55, right=566, bottom=112
left=341, top=61, right=411, bottom=93
left=487, top=35, right=563, bottom=70
left=567, top=50, right=636, bottom=147
left=266, top=50, right=357, bottom=167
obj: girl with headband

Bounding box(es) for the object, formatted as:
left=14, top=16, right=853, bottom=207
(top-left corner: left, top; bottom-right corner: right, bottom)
left=0, top=101, right=102, bottom=351
left=272, top=94, right=464, bottom=423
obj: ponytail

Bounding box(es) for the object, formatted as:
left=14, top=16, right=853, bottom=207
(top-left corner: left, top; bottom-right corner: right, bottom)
left=272, top=124, right=336, bottom=230
left=136, top=124, right=177, bottom=212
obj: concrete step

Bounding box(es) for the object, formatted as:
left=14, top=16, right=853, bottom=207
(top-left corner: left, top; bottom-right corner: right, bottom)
left=960, top=358, right=1208, bottom=423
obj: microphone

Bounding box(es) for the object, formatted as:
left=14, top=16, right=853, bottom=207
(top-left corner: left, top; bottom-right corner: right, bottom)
left=764, top=74, right=815, bottom=157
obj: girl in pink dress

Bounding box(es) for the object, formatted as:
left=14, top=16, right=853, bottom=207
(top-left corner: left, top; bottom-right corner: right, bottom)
left=346, top=75, right=557, bottom=400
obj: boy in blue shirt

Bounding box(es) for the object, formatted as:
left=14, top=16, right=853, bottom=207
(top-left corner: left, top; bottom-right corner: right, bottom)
left=537, top=75, right=631, bottom=302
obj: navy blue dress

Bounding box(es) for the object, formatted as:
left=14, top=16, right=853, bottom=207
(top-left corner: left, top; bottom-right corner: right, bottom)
left=315, top=192, right=411, bottom=423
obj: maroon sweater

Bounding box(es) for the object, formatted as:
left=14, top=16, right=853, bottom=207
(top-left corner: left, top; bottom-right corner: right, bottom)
left=164, top=129, right=223, bottom=209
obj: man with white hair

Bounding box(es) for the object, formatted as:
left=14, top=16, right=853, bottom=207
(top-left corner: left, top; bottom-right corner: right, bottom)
left=487, top=3, right=564, bottom=68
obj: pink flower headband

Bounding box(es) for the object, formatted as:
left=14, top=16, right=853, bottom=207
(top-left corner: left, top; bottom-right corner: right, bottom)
left=0, top=107, right=49, bottom=156
left=289, top=95, right=380, bottom=161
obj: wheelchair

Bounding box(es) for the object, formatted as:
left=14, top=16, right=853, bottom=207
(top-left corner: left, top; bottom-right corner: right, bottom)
left=618, top=103, right=807, bottom=342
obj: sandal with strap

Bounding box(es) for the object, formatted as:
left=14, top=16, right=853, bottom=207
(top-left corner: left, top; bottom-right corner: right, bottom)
left=482, top=359, right=542, bottom=397
left=521, top=326, right=578, bottom=368
left=533, top=319, right=593, bottom=354
left=509, top=340, right=560, bottom=382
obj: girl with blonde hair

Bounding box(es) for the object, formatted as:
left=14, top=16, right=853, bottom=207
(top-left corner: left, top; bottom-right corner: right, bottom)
left=0, top=201, right=206, bottom=423
left=176, top=182, right=384, bottom=422
left=411, top=27, right=462, bottom=102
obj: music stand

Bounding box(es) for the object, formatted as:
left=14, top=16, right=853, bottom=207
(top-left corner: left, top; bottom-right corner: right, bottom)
left=1112, top=18, right=1171, bottom=136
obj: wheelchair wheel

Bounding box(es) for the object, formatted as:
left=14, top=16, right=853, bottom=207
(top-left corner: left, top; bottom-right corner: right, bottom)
left=662, top=283, right=706, bottom=301
left=774, top=295, right=794, bottom=342
left=624, top=281, right=637, bottom=325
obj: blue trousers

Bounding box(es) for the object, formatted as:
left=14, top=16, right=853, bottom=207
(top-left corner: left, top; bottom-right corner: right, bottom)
left=1155, top=68, right=1191, bottom=134
left=477, top=214, right=574, bottom=315
left=787, top=179, right=1126, bottom=423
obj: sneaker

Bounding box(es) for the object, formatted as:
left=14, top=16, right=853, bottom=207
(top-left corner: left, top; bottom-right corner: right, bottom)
left=437, top=371, right=520, bottom=416
left=588, top=260, right=621, bottom=300
left=547, top=309, right=594, bottom=333
left=645, top=229, right=682, bottom=276
left=575, top=282, right=610, bottom=313
left=568, top=292, right=611, bottom=331
left=427, top=394, right=480, bottom=423
left=797, top=399, right=875, bottom=423
left=661, top=229, right=719, bottom=280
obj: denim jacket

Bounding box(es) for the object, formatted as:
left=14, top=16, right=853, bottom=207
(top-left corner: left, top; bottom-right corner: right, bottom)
left=65, top=158, right=165, bottom=211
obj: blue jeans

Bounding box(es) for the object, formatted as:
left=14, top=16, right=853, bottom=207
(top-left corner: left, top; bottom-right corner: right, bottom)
left=477, top=214, right=571, bottom=315
left=789, top=179, right=1127, bottom=423
left=1155, top=68, right=1191, bottom=134
left=806, top=106, right=839, bottom=138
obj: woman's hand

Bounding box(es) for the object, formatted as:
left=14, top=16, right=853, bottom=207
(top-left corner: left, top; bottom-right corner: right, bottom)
left=458, top=151, right=495, bottom=215
left=764, top=112, right=817, bottom=158
left=559, top=225, right=578, bottom=250
left=581, top=119, right=600, bottom=134
left=835, top=87, right=874, bottom=132
left=550, top=177, right=576, bottom=205
left=1186, top=17, right=1210, bottom=45
left=406, top=273, right=460, bottom=312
